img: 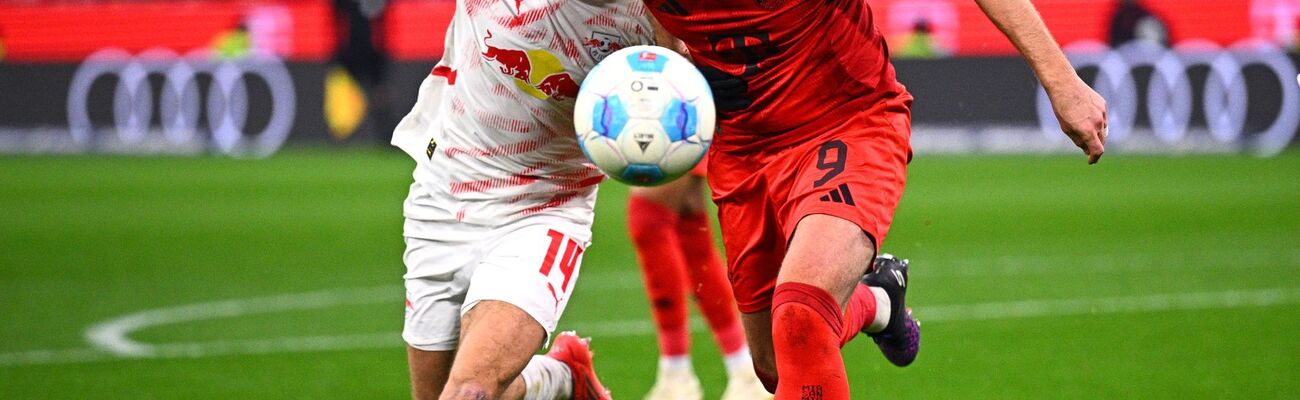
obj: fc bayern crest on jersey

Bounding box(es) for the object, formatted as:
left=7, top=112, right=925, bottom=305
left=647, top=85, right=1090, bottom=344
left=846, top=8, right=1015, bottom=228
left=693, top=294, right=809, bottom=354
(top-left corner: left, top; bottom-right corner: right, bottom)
left=584, top=32, right=624, bottom=61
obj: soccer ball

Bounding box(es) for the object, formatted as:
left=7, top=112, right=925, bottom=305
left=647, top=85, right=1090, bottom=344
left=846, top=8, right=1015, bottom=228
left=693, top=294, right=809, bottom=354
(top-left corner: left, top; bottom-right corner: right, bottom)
left=573, top=46, right=715, bottom=186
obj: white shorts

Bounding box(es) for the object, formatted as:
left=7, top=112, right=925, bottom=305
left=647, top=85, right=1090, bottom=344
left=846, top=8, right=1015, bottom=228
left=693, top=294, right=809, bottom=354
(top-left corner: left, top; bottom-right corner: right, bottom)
left=401, top=215, right=592, bottom=351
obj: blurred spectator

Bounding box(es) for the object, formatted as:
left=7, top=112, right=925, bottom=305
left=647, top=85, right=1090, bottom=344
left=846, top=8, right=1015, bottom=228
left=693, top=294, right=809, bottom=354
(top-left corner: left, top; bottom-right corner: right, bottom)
left=886, top=0, right=956, bottom=58
left=1108, top=0, right=1169, bottom=47
left=327, top=0, right=393, bottom=142
left=895, top=19, right=948, bottom=59
left=210, top=20, right=253, bottom=60
left=209, top=7, right=294, bottom=59
left=333, top=0, right=388, bottom=87
left=1250, top=0, right=1300, bottom=50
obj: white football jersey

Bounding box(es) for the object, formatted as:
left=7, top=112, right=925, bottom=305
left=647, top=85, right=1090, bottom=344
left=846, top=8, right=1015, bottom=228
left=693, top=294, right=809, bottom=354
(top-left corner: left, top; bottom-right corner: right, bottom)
left=393, top=0, right=653, bottom=232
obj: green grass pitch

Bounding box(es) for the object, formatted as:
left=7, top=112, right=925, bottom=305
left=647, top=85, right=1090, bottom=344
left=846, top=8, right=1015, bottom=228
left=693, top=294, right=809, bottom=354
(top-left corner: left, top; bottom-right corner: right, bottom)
left=1, top=149, right=1297, bottom=398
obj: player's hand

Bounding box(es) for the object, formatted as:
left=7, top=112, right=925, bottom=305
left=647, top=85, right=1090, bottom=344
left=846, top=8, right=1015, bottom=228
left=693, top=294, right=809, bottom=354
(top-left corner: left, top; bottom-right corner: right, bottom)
left=1046, top=76, right=1107, bottom=164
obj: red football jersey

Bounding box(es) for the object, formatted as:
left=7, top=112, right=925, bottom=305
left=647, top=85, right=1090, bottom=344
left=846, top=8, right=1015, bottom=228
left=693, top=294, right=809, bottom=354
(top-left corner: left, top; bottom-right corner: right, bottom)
left=647, top=0, right=907, bottom=152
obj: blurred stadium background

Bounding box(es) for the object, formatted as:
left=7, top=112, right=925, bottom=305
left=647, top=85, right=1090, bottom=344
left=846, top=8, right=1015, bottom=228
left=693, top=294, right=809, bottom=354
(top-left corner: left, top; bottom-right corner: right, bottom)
left=0, top=0, right=1297, bottom=398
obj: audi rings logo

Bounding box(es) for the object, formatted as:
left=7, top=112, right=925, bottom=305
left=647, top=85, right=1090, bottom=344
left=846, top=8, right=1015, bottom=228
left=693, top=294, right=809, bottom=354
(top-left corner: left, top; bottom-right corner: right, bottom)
left=1037, top=39, right=1300, bottom=156
left=67, top=48, right=296, bottom=157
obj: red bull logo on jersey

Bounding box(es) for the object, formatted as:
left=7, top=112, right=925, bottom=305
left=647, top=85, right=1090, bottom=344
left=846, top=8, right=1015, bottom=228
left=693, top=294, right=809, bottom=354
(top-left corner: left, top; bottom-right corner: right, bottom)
left=583, top=31, right=624, bottom=61
left=482, top=31, right=580, bottom=101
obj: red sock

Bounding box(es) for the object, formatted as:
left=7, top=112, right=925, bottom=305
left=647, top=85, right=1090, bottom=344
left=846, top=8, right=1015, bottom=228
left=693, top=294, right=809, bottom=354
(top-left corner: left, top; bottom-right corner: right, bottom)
left=677, top=211, right=747, bottom=355
left=839, top=283, right=878, bottom=347
left=628, top=196, right=690, bottom=357
left=771, top=283, right=850, bottom=400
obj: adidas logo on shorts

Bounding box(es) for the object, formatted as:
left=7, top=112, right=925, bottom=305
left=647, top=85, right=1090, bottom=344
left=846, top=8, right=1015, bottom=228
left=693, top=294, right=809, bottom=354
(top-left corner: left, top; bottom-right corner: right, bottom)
left=818, top=183, right=856, bottom=206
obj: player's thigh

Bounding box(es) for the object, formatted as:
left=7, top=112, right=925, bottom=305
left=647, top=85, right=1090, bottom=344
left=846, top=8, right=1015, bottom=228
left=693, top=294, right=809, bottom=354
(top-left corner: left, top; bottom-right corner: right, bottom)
left=403, top=232, right=478, bottom=354
left=443, top=300, right=546, bottom=397
left=402, top=232, right=479, bottom=399
left=465, top=220, right=591, bottom=337
left=408, top=347, right=455, bottom=400
left=714, top=197, right=786, bottom=315
left=783, top=101, right=910, bottom=246
left=777, top=214, right=876, bottom=304
left=776, top=107, right=910, bottom=302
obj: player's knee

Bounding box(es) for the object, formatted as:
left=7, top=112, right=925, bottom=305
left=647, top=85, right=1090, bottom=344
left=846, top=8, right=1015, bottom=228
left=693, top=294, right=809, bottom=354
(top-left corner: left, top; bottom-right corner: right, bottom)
left=771, top=302, right=820, bottom=342
left=649, top=295, right=685, bottom=318
left=780, top=215, right=876, bottom=294
left=440, top=377, right=503, bottom=400
left=771, top=282, right=844, bottom=344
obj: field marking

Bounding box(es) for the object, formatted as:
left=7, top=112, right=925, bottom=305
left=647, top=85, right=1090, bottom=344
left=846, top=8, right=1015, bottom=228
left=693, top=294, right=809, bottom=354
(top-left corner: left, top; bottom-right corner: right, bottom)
left=576, top=247, right=1300, bottom=292
left=3, top=285, right=1299, bottom=368
left=85, top=286, right=398, bottom=357
left=922, top=287, right=1300, bottom=322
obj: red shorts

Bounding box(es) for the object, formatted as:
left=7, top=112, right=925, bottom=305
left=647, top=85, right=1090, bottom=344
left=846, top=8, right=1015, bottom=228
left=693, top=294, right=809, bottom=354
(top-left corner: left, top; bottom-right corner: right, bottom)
left=707, top=96, right=912, bottom=313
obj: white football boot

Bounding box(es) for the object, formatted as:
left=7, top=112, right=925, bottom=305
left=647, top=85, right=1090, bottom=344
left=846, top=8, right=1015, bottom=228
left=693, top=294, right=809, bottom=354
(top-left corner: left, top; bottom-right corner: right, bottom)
left=644, top=367, right=702, bottom=400
left=720, top=365, right=773, bottom=400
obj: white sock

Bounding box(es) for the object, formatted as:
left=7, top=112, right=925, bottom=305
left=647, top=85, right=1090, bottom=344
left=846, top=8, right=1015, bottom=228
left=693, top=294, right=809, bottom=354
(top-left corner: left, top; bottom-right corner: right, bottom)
left=658, top=355, right=692, bottom=375
left=521, top=356, right=572, bottom=400
left=722, top=347, right=753, bottom=376
left=865, top=286, right=892, bottom=333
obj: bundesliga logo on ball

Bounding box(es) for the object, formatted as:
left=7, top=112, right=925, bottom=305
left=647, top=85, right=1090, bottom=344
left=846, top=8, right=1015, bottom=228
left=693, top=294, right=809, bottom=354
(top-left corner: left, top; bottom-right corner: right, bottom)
left=573, top=46, right=716, bottom=186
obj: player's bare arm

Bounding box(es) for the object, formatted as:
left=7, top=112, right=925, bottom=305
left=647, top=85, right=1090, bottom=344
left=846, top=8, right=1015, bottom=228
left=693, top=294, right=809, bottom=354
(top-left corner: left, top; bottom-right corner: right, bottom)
left=976, top=0, right=1108, bottom=164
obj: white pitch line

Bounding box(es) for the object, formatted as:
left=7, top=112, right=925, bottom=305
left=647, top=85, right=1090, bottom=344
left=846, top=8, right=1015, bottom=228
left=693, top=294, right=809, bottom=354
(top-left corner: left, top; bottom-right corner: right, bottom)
left=0, top=348, right=114, bottom=367
left=575, top=247, right=1300, bottom=292
left=921, top=287, right=1300, bottom=322
left=3, top=286, right=1298, bottom=368
left=85, top=285, right=398, bottom=357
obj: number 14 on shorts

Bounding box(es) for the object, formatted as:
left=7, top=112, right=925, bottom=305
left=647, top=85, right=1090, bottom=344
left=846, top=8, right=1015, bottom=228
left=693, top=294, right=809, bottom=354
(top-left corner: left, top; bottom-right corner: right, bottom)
left=539, top=229, right=583, bottom=307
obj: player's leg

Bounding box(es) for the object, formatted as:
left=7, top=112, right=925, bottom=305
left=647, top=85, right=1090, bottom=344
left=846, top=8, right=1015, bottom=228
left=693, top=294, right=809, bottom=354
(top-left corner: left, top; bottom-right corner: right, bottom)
left=441, top=300, right=544, bottom=399
left=770, top=215, right=875, bottom=400
left=739, top=310, right=777, bottom=393
left=736, top=256, right=907, bottom=397
left=403, top=233, right=479, bottom=400
left=442, top=222, right=610, bottom=400
left=770, top=103, right=919, bottom=398
left=628, top=178, right=703, bottom=399
left=439, top=302, right=594, bottom=400
left=675, top=176, right=745, bottom=356
left=409, top=348, right=455, bottom=399
left=672, top=177, right=770, bottom=399
left=707, top=149, right=789, bottom=395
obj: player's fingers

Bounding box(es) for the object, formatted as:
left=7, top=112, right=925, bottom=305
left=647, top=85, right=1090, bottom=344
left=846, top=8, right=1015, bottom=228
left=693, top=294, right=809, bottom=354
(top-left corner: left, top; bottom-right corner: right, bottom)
left=1084, top=132, right=1105, bottom=164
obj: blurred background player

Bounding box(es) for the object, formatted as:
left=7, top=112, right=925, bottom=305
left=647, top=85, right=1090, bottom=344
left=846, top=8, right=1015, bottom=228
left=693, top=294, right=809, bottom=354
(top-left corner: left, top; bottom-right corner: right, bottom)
left=390, top=0, right=653, bottom=399
left=626, top=160, right=771, bottom=400
left=647, top=0, right=1108, bottom=398
left=1107, top=0, right=1170, bottom=47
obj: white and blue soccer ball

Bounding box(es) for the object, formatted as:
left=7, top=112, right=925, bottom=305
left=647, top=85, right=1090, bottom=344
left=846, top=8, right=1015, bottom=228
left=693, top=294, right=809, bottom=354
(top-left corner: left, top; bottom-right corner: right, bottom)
left=573, top=46, right=715, bottom=186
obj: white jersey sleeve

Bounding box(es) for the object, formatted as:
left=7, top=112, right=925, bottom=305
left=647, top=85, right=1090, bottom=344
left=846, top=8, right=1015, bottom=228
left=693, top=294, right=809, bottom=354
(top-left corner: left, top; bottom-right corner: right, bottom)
left=394, top=0, right=653, bottom=233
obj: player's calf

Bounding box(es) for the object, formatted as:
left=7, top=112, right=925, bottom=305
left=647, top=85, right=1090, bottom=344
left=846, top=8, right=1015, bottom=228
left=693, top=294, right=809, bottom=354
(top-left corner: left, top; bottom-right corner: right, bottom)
left=771, top=282, right=851, bottom=399
left=408, top=347, right=455, bottom=400
left=767, top=215, right=877, bottom=399
left=739, top=311, right=777, bottom=393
